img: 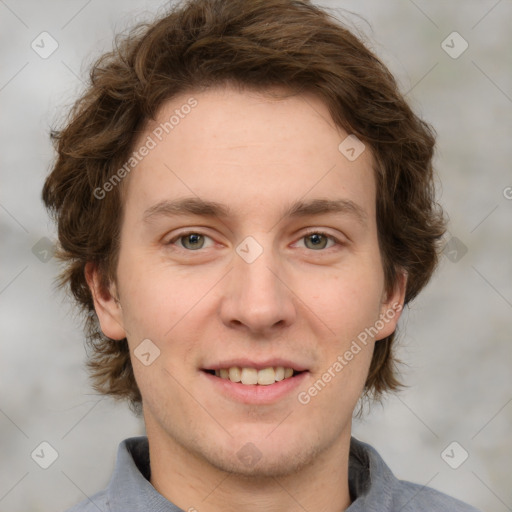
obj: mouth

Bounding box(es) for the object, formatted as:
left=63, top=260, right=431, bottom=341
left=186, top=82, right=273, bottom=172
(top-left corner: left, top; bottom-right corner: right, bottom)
left=202, top=366, right=307, bottom=386
left=200, top=365, right=309, bottom=404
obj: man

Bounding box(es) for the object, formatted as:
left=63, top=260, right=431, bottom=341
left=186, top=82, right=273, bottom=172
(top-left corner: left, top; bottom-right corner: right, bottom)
left=42, top=0, right=480, bottom=510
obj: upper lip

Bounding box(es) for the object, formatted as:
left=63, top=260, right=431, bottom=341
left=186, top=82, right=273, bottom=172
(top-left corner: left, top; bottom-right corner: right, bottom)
left=202, top=358, right=309, bottom=372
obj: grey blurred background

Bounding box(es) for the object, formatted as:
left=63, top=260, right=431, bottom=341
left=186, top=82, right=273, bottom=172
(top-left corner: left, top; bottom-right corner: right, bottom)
left=1, top=1, right=511, bottom=511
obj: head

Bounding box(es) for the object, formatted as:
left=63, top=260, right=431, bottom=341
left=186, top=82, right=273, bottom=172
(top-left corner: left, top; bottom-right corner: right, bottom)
left=43, top=0, right=445, bottom=476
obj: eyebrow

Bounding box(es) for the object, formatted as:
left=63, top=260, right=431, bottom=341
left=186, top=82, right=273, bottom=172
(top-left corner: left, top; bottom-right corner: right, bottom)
left=142, top=196, right=368, bottom=227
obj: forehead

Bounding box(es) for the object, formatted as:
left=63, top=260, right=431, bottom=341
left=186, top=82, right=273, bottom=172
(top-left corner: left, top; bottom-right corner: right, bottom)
left=122, top=85, right=376, bottom=224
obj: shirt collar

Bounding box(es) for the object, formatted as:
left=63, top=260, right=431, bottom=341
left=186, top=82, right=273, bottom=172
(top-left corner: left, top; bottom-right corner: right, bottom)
left=346, top=436, right=395, bottom=511
left=108, top=436, right=180, bottom=511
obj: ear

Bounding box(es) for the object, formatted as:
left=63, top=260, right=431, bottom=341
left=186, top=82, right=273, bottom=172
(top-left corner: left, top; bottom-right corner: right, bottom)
left=84, top=262, right=127, bottom=340
left=375, top=269, right=407, bottom=340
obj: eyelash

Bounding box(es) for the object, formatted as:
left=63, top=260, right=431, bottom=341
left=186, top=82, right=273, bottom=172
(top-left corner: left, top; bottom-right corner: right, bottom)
left=166, top=229, right=344, bottom=252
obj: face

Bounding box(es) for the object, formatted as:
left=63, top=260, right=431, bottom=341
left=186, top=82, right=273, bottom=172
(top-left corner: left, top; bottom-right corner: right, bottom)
left=88, top=85, right=405, bottom=478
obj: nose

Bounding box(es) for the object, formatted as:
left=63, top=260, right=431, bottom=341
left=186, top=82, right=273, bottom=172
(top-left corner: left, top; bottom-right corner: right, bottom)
left=219, top=240, right=297, bottom=336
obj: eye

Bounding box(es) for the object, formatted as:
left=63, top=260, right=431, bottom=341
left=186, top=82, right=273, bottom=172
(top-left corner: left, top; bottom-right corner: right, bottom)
left=166, top=229, right=343, bottom=252
left=166, top=231, right=215, bottom=251
left=294, top=230, right=342, bottom=251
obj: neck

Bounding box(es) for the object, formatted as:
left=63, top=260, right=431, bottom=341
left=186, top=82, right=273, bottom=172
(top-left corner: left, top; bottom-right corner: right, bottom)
left=146, top=420, right=353, bottom=512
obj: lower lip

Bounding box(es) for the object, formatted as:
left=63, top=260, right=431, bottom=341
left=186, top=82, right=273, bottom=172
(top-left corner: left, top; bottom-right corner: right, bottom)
left=201, top=370, right=309, bottom=405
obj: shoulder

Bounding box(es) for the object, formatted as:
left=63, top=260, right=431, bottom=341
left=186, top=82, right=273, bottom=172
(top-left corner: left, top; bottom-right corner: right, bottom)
left=62, top=436, right=150, bottom=512
left=390, top=479, right=482, bottom=511
left=63, top=489, right=109, bottom=512
left=348, top=437, right=482, bottom=512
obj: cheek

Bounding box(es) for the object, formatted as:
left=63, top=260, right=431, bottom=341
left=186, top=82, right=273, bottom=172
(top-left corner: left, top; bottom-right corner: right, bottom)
left=116, top=257, right=187, bottom=338
left=298, top=339, right=374, bottom=420
left=116, top=262, right=201, bottom=388
left=305, top=271, right=384, bottom=337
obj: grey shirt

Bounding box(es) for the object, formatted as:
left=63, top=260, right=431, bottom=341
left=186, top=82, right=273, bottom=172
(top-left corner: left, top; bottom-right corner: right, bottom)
left=66, top=436, right=481, bottom=511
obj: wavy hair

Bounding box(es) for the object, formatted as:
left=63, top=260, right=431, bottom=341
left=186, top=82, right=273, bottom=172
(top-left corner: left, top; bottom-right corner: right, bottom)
left=42, top=0, right=446, bottom=410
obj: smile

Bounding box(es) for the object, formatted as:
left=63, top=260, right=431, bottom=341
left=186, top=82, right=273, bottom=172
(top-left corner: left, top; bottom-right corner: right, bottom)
left=201, top=365, right=309, bottom=405
left=205, top=366, right=302, bottom=385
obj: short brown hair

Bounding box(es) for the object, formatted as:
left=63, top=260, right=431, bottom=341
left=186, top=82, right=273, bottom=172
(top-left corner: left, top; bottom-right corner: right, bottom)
left=42, top=0, right=446, bottom=410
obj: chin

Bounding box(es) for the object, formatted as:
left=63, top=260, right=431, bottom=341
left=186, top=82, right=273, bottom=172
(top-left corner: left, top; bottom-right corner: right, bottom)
left=197, top=430, right=328, bottom=479
left=209, top=446, right=316, bottom=478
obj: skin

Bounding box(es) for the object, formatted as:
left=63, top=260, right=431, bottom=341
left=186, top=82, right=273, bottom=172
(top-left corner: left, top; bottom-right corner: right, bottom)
left=86, top=85, right=406, bottom=512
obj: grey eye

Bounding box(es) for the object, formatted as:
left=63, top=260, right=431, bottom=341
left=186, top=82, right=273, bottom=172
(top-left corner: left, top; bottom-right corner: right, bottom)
left=303, top=233, right=329, bottom=250
left=180, top=233, right=205, bottom=250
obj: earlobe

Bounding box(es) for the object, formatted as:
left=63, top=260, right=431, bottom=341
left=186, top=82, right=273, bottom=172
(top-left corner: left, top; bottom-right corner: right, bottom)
left=84, top=262, right=127, bottom=340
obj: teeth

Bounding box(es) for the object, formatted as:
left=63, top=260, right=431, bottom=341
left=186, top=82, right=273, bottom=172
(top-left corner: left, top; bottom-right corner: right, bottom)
left=257, top=367, right=276, bottom=385
left=241, top=367, right=258, bottom=385
left=214, top=366, right=298, bottom=385
left=228, top=367, right=241, bottom=382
